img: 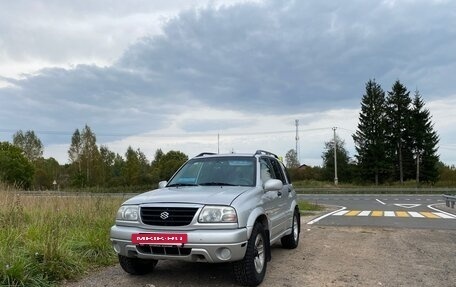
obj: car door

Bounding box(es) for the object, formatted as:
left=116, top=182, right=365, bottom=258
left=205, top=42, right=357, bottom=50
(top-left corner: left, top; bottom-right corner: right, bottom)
left=269, top=158, right=291, bottom=234
left=260, top=157, right=287, bottom=241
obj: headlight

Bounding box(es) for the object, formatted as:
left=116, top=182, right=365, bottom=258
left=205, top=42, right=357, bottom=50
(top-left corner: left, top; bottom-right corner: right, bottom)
left=198, top=206, right=237, bottom=223
left=116, top=205, right=139, bottom=221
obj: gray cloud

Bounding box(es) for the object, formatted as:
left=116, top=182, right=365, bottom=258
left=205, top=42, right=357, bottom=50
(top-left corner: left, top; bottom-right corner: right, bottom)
left=116, top=0, right=456, bottom=108
left=1, top=0, right=456, bottom=148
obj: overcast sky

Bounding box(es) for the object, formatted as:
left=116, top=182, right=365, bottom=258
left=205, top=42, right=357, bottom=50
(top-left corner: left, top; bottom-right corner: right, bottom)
left=1, top=0, right=456, bottom=167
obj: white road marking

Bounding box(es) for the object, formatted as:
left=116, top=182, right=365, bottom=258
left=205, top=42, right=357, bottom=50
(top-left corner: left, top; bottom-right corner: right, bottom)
left=327, top=209, right=456, bottom=219
left=433, top=212, right=456, bottom=219
left=384, top=211, right=395, bottom=217
left=394, top=204, right=421, bottom=209
left=307, top=206, right=346, bottom=225
left=333, top=210, right=349, bottom=216
left=428, top=203, right=456, bottom=219
left=408, top=212, right=425, bottom=218
left=376, top=199, right=386, bottom=205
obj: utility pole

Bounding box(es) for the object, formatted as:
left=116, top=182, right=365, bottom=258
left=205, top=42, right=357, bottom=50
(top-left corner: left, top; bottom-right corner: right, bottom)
left=217, top=133, right=220, bottom=154
left=333, top=127, right=338, bottom=186
left=295, top=119, right=299, bottom=161
left=416, top=151, right=420, bottom=185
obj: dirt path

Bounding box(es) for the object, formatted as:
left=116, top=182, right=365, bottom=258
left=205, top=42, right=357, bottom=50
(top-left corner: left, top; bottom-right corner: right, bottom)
left=63, top=215, right=456, bottom=287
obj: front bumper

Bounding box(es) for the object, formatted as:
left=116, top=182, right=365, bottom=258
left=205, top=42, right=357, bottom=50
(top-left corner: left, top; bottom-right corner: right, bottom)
left=110, top=225, right=248, bottom=263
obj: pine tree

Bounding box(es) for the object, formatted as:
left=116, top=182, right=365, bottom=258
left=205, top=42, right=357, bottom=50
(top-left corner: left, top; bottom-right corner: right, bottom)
left=353, top=80, right=389, bottom=184
left=410, top=91, right=440, bottom=183
left=386, top=80, right=413, bottom=183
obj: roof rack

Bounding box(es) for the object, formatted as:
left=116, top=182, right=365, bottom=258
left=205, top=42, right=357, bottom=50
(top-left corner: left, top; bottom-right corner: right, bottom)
left=196, top=152, right=217, bottom=157
left=254, top=150, right=278, bottom=159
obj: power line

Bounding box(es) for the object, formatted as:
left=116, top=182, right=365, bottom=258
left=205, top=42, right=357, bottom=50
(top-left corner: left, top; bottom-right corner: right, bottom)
left=0, top=127, right=341, bottom=138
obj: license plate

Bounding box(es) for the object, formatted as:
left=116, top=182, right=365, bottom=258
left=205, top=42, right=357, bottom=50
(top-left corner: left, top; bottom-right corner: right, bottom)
left=131, top=233, right=188, bottom=245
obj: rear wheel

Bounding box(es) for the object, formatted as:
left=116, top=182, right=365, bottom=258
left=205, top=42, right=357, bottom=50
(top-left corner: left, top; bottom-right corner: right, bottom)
left=118, top=255, right=158, bottom=275
left=233, top=222, right=267, bottom=286
left=281, top=209, right=300, bottom=249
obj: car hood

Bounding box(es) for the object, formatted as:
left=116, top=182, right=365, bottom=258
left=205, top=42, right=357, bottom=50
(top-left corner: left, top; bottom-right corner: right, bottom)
left=123, top=186, right=253, bottom=206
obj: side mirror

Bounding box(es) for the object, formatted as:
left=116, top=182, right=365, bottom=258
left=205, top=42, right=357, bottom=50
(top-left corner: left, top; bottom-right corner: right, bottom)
left=264, top=179, right=283, bottom=191
left=158, top=181, right=168, bottom=188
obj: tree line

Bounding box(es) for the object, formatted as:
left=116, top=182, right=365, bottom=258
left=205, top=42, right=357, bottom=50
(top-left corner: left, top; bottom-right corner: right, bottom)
left=1, top=79, right=454, bottom=189
left=0, top=126, right=188, bottom=190
left=287, top=79, right=452, bottom=185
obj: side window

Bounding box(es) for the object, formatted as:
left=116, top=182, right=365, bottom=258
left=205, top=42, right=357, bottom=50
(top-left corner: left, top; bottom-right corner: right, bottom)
left=270, top=158, right=286, bottom=183
left=280, top=161, right=292, bottom=184
left=260, top=158, right=274, bottom=182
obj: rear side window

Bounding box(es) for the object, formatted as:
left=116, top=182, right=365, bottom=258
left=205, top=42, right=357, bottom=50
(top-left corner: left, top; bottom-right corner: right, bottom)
left=280, top=161, right=292, bottom=184
left=269, top=158, right=286, bottom=183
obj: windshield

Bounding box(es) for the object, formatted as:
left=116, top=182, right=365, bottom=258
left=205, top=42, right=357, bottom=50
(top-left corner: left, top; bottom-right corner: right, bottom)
left=167, top=156, right=256, bottom=187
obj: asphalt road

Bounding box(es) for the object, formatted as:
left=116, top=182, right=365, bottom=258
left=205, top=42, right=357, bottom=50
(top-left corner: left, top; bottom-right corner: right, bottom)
left=298, top=194, right=456, bottom=230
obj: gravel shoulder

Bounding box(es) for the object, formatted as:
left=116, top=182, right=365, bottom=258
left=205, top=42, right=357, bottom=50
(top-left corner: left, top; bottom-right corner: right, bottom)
left=63, top=214, right=456, bottom=287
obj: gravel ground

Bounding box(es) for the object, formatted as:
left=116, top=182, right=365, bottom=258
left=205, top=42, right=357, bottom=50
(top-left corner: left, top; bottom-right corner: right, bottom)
left=63, top=213, right=456, bottom=287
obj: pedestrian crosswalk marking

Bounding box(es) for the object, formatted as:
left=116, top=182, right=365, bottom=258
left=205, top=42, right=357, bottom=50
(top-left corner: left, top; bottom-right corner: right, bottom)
left=419, top=212, right=439, bottom=219
left=395, top=211, right=409, bottom=217
left=434, top=212, right=456, bottom=219
left=358, top=211, right=371, bottom=216
left=384, top=211, right=395, bottom=217
left=332, top=210, right=456, bottom=219
left=345, top=210, right=361, bottom=216
left=371, top=211, right=383, bottom=217
left=408, top=211, right=425, bottom=218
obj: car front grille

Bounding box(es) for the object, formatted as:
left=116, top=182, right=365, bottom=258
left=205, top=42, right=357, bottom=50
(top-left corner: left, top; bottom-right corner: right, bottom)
left=140, top=207, right=198, bottom=226
left=136, top=245, right=192, bottom=256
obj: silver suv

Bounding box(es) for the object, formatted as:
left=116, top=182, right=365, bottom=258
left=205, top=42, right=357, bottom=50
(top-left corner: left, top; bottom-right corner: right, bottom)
left=110, top=150, right=300, bottom=286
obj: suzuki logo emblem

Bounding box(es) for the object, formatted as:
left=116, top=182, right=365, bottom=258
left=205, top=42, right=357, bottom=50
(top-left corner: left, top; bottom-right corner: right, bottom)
left=160, top=211, right=169, bottom=220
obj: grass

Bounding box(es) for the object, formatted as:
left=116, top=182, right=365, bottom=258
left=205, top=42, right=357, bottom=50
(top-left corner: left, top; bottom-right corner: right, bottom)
left=298, top=200, right=325, bottom=216
left=0, top=183, right=125, bottom=286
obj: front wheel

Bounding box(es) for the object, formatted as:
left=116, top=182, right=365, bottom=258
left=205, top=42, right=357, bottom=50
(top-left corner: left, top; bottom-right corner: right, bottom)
left=232, top=222, right=267, bottom=286
left=281, top=209, right=300, bottom=249
left=118, top=255, right=158, bottom=275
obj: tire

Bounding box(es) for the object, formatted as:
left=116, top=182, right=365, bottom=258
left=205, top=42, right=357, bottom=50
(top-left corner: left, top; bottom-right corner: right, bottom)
left=118, top=255, right=158, bottom=275
left=232, top=222, right=267, bottom=286
left=281, top=209, right=300, bottom=249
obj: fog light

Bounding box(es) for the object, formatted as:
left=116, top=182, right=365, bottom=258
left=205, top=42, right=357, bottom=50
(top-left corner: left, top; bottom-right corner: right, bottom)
left=113, top=242, right=121, bottom=253
left=216, top=247, right=232, bottom=260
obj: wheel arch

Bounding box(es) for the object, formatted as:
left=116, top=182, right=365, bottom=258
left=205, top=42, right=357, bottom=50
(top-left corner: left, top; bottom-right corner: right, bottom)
left=246, top=210, right=271, bottom=262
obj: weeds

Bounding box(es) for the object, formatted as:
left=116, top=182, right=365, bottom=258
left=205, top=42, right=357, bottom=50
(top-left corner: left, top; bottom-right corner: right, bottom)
left=0, top=187, right=124, bottom=286
left=298, top=200, right=325, bottom=212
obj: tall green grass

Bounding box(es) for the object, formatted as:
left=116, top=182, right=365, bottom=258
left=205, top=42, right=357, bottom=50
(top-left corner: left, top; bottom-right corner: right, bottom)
left=0, top=183, right=124, bottom=286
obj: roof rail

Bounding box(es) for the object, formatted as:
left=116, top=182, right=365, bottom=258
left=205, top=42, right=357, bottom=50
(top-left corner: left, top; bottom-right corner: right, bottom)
left=254, top=150, right=278, bottom=159
left=196, top=152, right=217, bottom=157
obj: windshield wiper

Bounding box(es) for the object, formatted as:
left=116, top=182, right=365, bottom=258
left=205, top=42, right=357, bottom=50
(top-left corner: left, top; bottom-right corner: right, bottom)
left=167, top=183, right=198, bottom=187
left=199, top=182, right=236, bottom=186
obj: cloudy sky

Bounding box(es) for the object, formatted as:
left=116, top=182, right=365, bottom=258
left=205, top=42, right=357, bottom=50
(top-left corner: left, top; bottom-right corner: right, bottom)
left=1, top=0, right=456, bottom=166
